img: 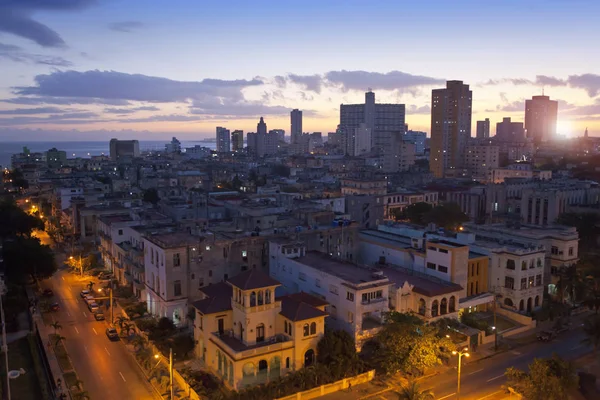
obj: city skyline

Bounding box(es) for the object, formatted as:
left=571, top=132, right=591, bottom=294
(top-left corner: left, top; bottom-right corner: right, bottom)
left=1, top=0, right=600, bottom=141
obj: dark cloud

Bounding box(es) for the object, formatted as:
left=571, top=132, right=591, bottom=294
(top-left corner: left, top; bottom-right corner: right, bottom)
left=288, top=74, right=322, bottom=93
left=407, top=105, right=431, bottom=114
left=0, top=106, right=67, bottom=115
left=2, top=96, right=130, bottom=106
left=568, top=74, right=600, bottom=97
left=108, top=21, right=144, bottom=33
left=0, top=0, right=95, bottom=48
left=273, top=75, right=286, bottom=88
left=103, top=106, right=160, bottom=114
left=14, top=70, right=264, bottom=103
left=324, top=70, right=444, bottom=92
left=0, top=41, right=72, bottom=66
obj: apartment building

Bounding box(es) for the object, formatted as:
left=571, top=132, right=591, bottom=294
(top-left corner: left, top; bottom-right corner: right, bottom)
left=382, top=191, right=438, bottom=219
left=269, top=240, right=390, bottom=349
left=192, top=270, right=327, bottom=390
left=464, top=145, right=499, bottom=182
left=340, top=177, right=387, bottom=196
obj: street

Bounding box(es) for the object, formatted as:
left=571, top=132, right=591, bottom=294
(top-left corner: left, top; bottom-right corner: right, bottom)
left=42, top=268, right=159, bottom=400
left=387, top=328, right=591, bottom=400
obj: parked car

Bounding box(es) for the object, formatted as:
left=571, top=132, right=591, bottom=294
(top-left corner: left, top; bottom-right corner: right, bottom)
left=105, top=327, right=119, bottom=341
left=94, top=312, right=105, bottom=321
left=537, top=331, right=554, bottom=341
left=42, top=289, right=54, bottom=297
left=50, top=303, right=60, bottom=312
left=84, top=295, right=95, bottom=305
left=80, top=289, right=90, bottom=298
left=88, top=302, right=99, bottom=313
left=98, top=273, right=113, bottom=281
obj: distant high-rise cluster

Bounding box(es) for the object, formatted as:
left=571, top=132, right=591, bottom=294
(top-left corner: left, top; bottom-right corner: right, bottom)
left=216, top=127, right=231, bottom=153
left=247, top=117, right=279, bottom=157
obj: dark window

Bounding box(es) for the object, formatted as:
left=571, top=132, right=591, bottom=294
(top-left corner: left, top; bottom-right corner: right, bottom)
left=438, top=265, right=448, bottom=273
left=218, top=318, right=224, bottom=335
left=427, top=262, right=436, bottom=270
left=303, top=323, right=310, bottom=337
left=439, top=248, right=448, bottom=254
left=173, top=253, right=181, bottom=267
left=536, top=274, right=542, bottom=286
left=174, top=280, right=182, bottom=296
left=256, top=324, right=265, bottom=342
left=506, top=259, right=515, bottom=270
left=310, top=322, right=316, bottom=335
left=118, top=229, right=123, bottom=235
left=505, top=276, right=514, bottom=289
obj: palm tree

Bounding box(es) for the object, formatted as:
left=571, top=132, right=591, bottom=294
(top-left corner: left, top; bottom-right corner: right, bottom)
left=87, top=281, right=95, bottom=292
left=115, top=315, right=129, bottom=330
left=122, top=321, right=134, bottom=337
left=131, top=335, right=147, bottom=351
left=582, top=315, right=600, bottom=354
left=51, top=321, right=62, bottom=335
left=395, top=381, right=434, bottom=400
left=54, top=335, right=67, bottom=346
left=556, top=265, right=584, bottom=304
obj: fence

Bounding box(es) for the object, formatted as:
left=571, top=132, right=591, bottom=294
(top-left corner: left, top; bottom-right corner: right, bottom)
left=275, top=370, right=376, bottom=400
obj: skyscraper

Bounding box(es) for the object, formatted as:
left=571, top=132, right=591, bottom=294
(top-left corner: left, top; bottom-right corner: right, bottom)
left=340, top=91, right=405, bottom=171
left=525, top=95, right=558, bottom=143
left=290, top=109, right=302, bottom=145
left=216, top=127, right=231, bottom=152
left=495, top=117, right=525, bottom=142
left=109, top=138, right=140, bottom=162
left=257, top=117, right=267, bottom=135
left=231, top=130, right=244, bottom=152
left=476, top=118, right=490, bottom=139
left=430, top=80, right=473, bottom=178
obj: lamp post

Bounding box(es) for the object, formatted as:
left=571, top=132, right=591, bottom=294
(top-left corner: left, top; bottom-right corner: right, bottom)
left=96, top=287, right=114, bottom=325
left=452, top=347, right=470, bottom=400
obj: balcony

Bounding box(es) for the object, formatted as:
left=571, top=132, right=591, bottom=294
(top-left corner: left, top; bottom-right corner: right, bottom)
left=210, top=331, right=293, bottom=361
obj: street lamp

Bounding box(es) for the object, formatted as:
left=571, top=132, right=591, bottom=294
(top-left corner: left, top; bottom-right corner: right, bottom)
left=452, top=347, right=470, bottom=400
left=148, top=350, right=173, bottom=400
left=69, top=255, right=83, bottom=277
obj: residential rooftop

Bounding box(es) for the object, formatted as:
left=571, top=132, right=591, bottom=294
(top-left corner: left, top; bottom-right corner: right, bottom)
left=144, top=231, right=200, bottom=248
left=378, top=265, right=463, bottom=297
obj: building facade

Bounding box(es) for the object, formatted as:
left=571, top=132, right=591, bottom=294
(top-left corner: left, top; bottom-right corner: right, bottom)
left=216, top=127, right=231, bottom=153
left=476, top=119, right=490, bottom=139
left=231, top=130, right=244, bottom=152
left=525, top=95, right=558, bottom=143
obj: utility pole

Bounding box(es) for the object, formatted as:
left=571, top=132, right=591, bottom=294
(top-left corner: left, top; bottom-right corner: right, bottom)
left=169, top=348, right=174, bottom=400
left=1, top=295, right=11, bottom=400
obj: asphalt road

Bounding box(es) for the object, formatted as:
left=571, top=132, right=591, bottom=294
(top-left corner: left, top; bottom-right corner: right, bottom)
left=43, top=269, right=159, bottom=400
left=380, top=327, right=592, bottom=400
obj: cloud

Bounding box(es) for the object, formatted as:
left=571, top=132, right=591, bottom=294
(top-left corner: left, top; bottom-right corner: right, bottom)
left=14, top=70, right=265, bottom=103
left=288, top=74, right=322, bottom=93
left=2, top=96, right=130, bottom=106
left=568, top=74, right=600, bottom=97
left=323, top=70, right=445, bottom=92
left=0, top=41, right=72, bottom=66
left=407, top=105, right=431, bottom=114
left=190, top=100, right=300, bottom=117
left=0, top=0, right=95, bottom=48
left=273, top=75, right=287, bottom=88
left=115, top=114, right=204, bottom=123
left=535, top=75, right=565, bottom=87
left=0, top=111, right=100, bottom=126
left=108, top=21, right=144, bottom=33
left=103, top=106, right=160, bottom=114
left=0, top=107, right=68, bottom=115
left=561, top=99, right=600, bottom=116
left=485, top=99, right=525, bottom=113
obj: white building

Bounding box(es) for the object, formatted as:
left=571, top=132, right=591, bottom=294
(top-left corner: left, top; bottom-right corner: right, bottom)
left=269, top=240, right=390, bottom=348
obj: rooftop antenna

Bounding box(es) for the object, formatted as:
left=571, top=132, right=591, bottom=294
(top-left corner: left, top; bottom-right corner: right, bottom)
left=542, top=87, right=545, bottom=96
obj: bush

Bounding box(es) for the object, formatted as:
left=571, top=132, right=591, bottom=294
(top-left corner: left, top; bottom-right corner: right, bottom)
left=460, top=312, right=491, bottom=334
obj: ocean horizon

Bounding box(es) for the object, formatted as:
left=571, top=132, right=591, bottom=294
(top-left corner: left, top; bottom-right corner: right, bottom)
left=0, top=140, right=217, bottom=168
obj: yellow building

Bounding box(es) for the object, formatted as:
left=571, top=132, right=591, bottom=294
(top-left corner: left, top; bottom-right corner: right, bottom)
left=192, top=270, right=328, bottom=390
left=466, top=252, right=490, bottom=311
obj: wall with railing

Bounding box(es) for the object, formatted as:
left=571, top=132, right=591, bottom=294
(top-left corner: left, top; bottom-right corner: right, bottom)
left=275, top=370, right=376, bottom=400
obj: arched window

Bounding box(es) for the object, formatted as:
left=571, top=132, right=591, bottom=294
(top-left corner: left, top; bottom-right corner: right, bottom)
left=285, top=357, right=290, bottom=369
left=519, top=299, right=524, bottom=311
left=431, top=300, right=439, bottom=317
left=449, top=296, right=456, bottom=312
left=289, top=323, right=293, bottom=336
left=440, top=298, right=448, bottom=315
left=258, top=291, right=264, bottom=306
left=418, top=298, right=426, bottom=315
left=504, top=298, right=513, bottom=307
left=284, top=321, right=288, bottom=334
left=250, top=291, right=256, bottom=307
left=256, top=324, right=265, bottom=342
left=303, top=323, right=309, bottom=337
left=310, top=322, right=316, bottom=335
left=265, top=290, right=271, bottom=304
left=304, top=349, right=315, bottom=367
left=521, top=261, right=527, bottom=271
left=242, top=363, right=255, bottom=377
left=535, top=295, right=540, bottom=307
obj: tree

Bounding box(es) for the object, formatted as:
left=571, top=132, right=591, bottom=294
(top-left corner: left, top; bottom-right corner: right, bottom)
left=395, top=380, right=434, bottom=400
left=400, top=202, right=433, bottom=225
left=556, top=265, right=584, bottom=303
left=316, top=330, right=365, bottom=379
left=0, top=200, right=44, bottom=239
left=131, top=335, right=147, bottom=351
left=169, top=334, right=195, bottom=360
left=505, top=355, right=578, bottom=400
left=55, top=335, right=67, bottom=346
left=125, top=301, right=148, bottom=319
left=3, top=236, right=56, bottom=284
left=87, top=281, right=95, bottom=292
left=424, top=202, right=469, bottom=231
left=384, top=311, right=425, bottom=326
left=374, top=314, right=454, bottom=376
left=231, top=175, right=242, bottom=191
left=115, top=316, right=129, bottom=330
left=557, top=212, right=600, bottom=250
left=51, top=321, right=62, bottom=335
left=143, top=188, right=160, bottom=205
left=582, top=315, right=600, bottom=354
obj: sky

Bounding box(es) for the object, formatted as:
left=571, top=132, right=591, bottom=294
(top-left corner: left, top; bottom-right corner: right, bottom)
left=0, top=0, right=599, bottom=141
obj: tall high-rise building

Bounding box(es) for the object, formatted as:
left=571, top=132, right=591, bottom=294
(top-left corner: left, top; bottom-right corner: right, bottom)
left=231, top=130, right=244, bottom=152
left=257, top=117, right=267, bottom=135
left=290, top=109, right=302, bottom=145
left=495, top=117, right=525, bottom=142
left=269, top=129, right=285, bottom=142
left=476, top=118, right=490, bottom=139
left=340, top=91, right=405, bottom=171
left=525, top=95, right=558, bottom=143
left=430, top=80, right=473, bottom=178
left=109, top=138, right=140, bottom=162
left=216, top=127, right=231, bottom=152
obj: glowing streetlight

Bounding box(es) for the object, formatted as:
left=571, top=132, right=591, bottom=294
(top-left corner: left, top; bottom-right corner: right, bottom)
left=452, top=348, right=470, bottom=400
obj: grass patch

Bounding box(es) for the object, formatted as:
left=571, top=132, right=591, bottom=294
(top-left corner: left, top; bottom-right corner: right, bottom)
left=49, top=334, right=73, bottom=372
left=27, top=334, right=52, bottom=400
left=1, top=336, right=43, bottom=400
